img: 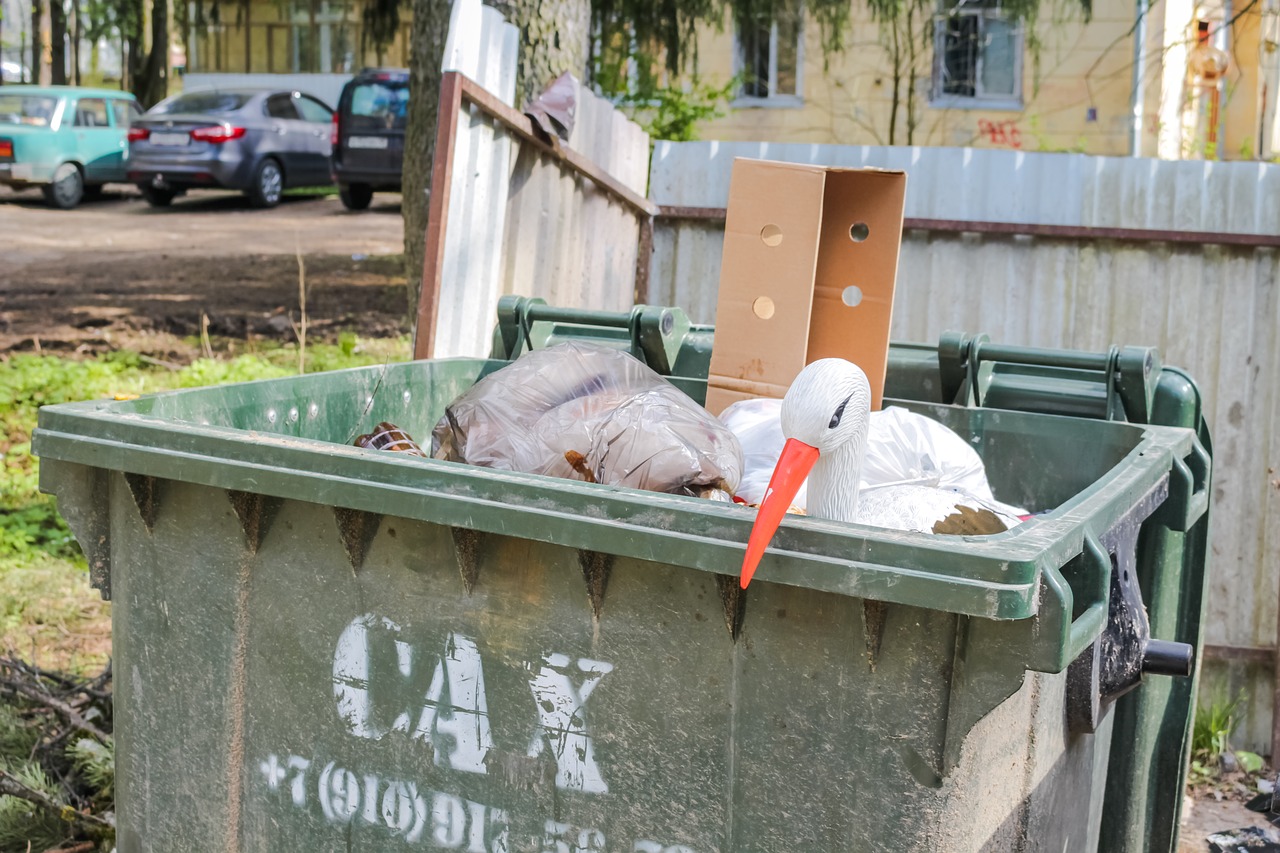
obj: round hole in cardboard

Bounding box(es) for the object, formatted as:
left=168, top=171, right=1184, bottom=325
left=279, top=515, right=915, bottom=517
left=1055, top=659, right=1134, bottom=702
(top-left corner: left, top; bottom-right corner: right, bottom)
left=760, top=224, right=784, bottom=247
left=849, top=222, right=870, bottom=242
left=842, top=286, right=863, bottom=307
left=752, top=296, right=776, bottom=319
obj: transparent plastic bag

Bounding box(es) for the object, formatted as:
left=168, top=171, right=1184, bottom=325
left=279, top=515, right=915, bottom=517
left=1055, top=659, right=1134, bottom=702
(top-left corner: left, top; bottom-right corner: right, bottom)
left=862, top=406, right=994, bottom=499
left=432, top=342, right=742, bottom=498
left=719, top=398, right=809, bottom=510
left=720, top=399, right=1002, bottom=508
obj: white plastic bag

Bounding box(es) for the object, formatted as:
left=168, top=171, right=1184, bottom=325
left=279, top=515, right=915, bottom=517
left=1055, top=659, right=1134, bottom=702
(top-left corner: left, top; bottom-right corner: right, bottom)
left=432, top=342, right=742, bottom=498
left=719, top=398, right=809, bottom=509
left=862, top=406, right=995, bottom=499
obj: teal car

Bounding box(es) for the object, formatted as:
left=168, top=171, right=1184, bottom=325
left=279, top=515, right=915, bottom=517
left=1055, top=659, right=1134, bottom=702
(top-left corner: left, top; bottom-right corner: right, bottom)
left=0, top=85, right=140, bottom=208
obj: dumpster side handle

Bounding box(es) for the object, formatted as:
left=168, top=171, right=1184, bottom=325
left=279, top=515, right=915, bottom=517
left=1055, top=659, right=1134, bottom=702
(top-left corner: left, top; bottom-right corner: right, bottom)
left=1037, top=531, right=1111, bottom=673
left=1157, top=441, right=1211, bottom=532
left=1066, top=533, right=1112, bottom=663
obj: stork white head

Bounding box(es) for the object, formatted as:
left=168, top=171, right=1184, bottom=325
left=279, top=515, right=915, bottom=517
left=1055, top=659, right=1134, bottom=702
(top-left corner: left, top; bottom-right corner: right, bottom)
left=738, top=359, right=872, bottom=588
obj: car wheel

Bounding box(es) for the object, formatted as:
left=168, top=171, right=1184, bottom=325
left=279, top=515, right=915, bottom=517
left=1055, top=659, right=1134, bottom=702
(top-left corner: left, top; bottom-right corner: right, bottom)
left=140, top=185, right=177, bottom=208
left=246, top=159, right=283, bottom=209
left=42, top=163, right=84, bottom=209
left=339, top=183, right=373, bottom=211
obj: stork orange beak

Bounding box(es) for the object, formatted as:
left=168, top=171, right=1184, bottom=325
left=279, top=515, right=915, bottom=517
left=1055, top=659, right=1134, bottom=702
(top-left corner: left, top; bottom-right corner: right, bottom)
left=739, top=438, right=820, bottom=588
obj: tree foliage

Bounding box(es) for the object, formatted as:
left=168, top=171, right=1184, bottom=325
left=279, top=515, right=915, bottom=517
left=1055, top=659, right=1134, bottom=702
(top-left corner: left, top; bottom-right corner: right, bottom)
left=587, top=0, right=852, bottom=83
left=363, top=0, right=404, bottom=58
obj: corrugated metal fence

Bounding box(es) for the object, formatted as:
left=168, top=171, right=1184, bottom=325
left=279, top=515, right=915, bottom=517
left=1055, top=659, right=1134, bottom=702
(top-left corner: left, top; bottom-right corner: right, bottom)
left=649, top=141, right=1280, bottom=754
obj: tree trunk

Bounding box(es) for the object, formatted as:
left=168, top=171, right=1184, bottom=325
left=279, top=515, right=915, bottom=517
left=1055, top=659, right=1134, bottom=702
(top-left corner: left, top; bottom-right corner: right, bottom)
left=31, top=0, right=44, bottom=84
left=402, top=0, right=591, bottom=333
left=887, top=13, right=901, bottom=146
left=50, top=0, right=67, bottom=84
left=72, top=0, right=82, bottom=85
left=137, top=0, right=169, bottom=105
left=490, top=0, right=590, bottom=106
left=904, top=2, right=917, bottom=146
left=125, top=0, right=144, bottom=94
left=401, top=0, right=454, bottom=325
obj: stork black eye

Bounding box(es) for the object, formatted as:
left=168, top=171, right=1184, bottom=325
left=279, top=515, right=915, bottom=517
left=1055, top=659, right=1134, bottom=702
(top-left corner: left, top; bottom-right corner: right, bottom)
left=829, top=394, right=852, bottom=429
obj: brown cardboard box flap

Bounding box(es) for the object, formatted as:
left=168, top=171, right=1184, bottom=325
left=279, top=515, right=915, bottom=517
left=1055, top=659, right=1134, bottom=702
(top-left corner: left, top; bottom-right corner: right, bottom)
left=707, top=158, right=907, bottom=415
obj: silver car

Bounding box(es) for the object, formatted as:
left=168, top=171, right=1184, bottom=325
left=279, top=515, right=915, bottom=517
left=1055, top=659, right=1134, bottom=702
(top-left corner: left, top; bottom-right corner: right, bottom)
left=127, top=88, right=333, bottom=208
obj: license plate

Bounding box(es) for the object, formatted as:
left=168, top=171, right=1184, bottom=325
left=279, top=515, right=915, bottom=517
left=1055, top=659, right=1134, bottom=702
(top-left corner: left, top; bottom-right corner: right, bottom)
left=348, top=136, right=388, bottom=150
left=150, top=132, right=189, bottom=146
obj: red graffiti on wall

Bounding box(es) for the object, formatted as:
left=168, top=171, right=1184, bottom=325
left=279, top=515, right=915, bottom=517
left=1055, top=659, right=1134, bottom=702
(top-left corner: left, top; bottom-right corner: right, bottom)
left=978, top=119, right=1023, bottom=149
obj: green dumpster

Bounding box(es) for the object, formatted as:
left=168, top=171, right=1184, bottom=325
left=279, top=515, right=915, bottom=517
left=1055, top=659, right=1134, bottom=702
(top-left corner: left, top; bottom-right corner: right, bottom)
left=34, top=299, right=1211, bottom=853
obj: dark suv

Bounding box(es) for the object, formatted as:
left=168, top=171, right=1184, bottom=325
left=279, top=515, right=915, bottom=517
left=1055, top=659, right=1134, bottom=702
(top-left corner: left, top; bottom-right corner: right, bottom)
left=331, top=68, right=407, bottom=210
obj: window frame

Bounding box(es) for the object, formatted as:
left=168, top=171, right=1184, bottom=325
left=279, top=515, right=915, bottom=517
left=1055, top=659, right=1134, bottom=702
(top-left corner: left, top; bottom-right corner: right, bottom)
left=72, top=97, right=111, bottom=128
left=293, top=92, right=333, bottom=123
left=929, top=1, right=1024, bottom=111
left=110, top=99, right=140, bottom=128
left=346, top=80, right=409, bottom=131
left=731, top=3, right=805, bottom=109
left=264, top=92, right=303, bottom=120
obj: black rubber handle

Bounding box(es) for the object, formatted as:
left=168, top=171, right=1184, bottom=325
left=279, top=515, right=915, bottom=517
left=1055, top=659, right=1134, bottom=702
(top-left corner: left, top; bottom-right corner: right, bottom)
left=1142, top=639, right=1195, bottom=677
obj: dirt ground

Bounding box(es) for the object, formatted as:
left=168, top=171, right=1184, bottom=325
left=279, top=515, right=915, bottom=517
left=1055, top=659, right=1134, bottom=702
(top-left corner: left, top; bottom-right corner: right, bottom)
left=1, top=184, right=410, bottom=358
left=1179, top=790, right=1279, bottom=852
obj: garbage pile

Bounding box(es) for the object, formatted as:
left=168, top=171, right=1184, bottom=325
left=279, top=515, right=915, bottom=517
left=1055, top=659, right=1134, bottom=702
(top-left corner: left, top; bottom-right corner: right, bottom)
left=351, top=343, right=1022, bottom=527
left=356, top=342, right=743, bottom=499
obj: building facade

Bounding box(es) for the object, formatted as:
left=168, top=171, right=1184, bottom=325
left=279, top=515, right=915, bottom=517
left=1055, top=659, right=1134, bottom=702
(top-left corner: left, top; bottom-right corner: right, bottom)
left=687, top=0, right=1280, bottom=159
left=182, top=0, right=1280, bottom=159
left=185, top=0, right=410, bottom=77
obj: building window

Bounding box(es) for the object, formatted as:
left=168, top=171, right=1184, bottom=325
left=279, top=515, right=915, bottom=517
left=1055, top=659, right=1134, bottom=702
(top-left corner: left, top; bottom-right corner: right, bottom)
left=734, top=1, right=803, bottom=105
left=931, top=0, right=1022, bottom=109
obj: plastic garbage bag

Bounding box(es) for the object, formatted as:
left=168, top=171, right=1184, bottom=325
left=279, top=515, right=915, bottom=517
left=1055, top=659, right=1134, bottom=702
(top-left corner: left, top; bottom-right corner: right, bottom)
left=863, top=405, right=994, bottom=499
left=432, top=341, right=742, bottom=498
left=721, top=398, right=1012, bottom=511
left=1207, top=826, right=1280, bottom=853
left=720, top=398, right=810, bottom=510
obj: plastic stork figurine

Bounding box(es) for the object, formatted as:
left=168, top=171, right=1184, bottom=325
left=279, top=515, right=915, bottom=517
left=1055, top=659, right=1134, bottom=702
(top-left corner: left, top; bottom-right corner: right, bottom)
left=737, top=359, right=1014, bottom=589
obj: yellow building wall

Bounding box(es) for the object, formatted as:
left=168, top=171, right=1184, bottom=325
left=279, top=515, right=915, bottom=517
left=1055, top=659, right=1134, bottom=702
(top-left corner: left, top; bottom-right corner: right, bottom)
left=1224, top=8, right=1263, bottom=159
left=188, top=0, right=409, bottom=75
left=692, top=0, right=1268, bottom=160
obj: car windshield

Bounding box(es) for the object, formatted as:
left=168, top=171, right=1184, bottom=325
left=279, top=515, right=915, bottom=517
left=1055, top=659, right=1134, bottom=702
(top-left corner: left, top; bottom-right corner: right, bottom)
left=0, top=94, right=59, bottom=127
left=347, top=82, right=408, bottom=131
left=150, top=91, right=252, bottom=115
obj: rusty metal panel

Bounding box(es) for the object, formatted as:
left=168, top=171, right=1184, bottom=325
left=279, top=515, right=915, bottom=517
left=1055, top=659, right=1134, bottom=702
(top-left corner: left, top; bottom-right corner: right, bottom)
left=648, top=140, right=1280, bottom=752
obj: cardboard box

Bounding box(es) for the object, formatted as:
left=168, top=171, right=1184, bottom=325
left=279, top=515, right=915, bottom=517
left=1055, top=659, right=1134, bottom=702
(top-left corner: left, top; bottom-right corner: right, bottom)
left=706, top=158, right=907, bottom=414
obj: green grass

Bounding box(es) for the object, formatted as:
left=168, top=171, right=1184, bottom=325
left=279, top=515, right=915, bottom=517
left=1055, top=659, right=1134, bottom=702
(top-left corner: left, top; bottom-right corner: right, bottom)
left=284, top=185, right=341, bottom=198
left=1188, top=690, right=1266, bottom=784
left=0, top=336, right=410, bottom=665
left=1192, top=692, right=1243, bottom=759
